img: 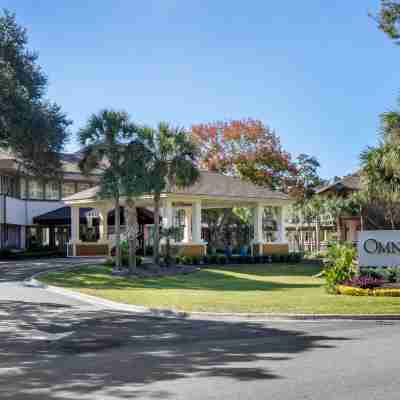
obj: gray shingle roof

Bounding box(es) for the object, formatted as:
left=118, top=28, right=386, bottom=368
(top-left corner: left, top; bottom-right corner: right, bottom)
left=63, top=171, right=289, bottom=202
left=316, top=172, right=361, bottom=194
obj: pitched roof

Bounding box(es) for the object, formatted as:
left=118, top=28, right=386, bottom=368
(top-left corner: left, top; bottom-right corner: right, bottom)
left=0, top=149, right=99, bottom=180
left=316, top=172, right=361, bottom=194
left=63, top=171, right=289, bottom=202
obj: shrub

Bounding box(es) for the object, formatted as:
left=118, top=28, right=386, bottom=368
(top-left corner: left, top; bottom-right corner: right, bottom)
left=192, top=256, right=201, bottom=265
left=175, top=255, right=183, bottom=265
left=271, top=254, right=279, bottom=263
left=208, top=254, right=219, bottom=264
left=202, top=255, right=210, bottom=265
left=217, top=255, right=228, bottom=265
left=343, top=276, right=384, bottom=289
left=254, top=255, right=262, bottom=264
left=0, top=248, right=15, bottom=259
left=261, top=255, right=271, bottom=263
left=324, top=242, right=357, bottom=293
left=181, top=256, right=192, bottom=265
left=360, top=267, right=385, bottom=280
left=386, top=267, right=400, bottom=283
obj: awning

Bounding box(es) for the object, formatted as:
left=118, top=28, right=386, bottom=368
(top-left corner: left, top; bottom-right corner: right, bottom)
left=33, top=206, right=154, bottom=226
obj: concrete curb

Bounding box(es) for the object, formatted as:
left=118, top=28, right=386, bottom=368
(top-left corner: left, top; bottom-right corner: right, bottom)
left=27, top=268, right=400, bottom=322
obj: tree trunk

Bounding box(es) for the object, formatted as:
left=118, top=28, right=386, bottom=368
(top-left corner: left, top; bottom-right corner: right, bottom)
left=115, top=195, right=121, bottom=268
left=153, top=192, right=161, bottom=265
left=125, top=198, right=137, bottom=274
left=336, top=216, right=342, bottom=242
left=360, top=206, right=364, bottom=232
left=315, top=220, right=320, bottom=253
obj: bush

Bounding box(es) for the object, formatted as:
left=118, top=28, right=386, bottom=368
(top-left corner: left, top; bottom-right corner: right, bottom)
left=360, top=267, right=385, bottom=280
left=202, top=255, right=210, bottom=265
left=208, top=254, right=219, bottom=265
left=0, top=248, right=15, bottom=259
left=191, top=256, right=201, bottom=265
left=271, top=254, right=279, bottom=263
left=175, top=256, right=183, bottom=265
left=254, top=255, right=262, bottom=264
left=292, top=252, right=303, bottom=263
left=180, top=256, right=193, bottom=265
left=262, top=255, right=271, bottom=263
left=344, top=276, right=384, bottom=289
left=217, top=255, right=228, bottom=265
left=386, top=267, right=400, bottom=283
left=324, top=243, right=357, bottom=293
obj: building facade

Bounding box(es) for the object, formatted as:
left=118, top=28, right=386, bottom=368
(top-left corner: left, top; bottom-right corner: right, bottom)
left=0, top=150, right=98, bottom=250
left=286, top=172, right=362, bottom=252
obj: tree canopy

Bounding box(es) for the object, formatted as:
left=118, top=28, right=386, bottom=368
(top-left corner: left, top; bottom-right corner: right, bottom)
left=373, top=1, right=400, bottom=44
left=78, top=109, right=138, bottom=267
left=191, top=119, right=297, bottom=191
left=138, top=122, right=200, bottom=264
left=0, top=9, right=70, bottom=176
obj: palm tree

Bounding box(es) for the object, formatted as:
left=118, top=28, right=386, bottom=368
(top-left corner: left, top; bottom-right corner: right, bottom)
left=138, top=122, right=200, bottom=265
left=78, top=109, right=137, bottom=268
left=120, top=140, right=152, bottom=273
left=324, top=196, right=348, bottom=242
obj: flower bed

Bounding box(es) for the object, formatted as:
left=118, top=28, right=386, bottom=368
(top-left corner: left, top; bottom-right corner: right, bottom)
left=337, top=284, right=400, bottom=297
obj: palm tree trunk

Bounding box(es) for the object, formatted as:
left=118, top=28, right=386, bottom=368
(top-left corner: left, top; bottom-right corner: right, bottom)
left=125, top=198, right=137, bottom=274
left=336, top=216, right=342, bottom=242
left=115, top=195, right=121, bottom=268
left=153, top=192, right=161, bottom=265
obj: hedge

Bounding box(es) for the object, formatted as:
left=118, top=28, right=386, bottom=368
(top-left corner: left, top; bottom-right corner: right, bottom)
left=174, top=252, right=303, bottom=266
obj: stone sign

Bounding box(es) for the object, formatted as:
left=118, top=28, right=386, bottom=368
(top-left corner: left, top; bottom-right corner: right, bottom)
left=358, top=230, right=400, bottom=267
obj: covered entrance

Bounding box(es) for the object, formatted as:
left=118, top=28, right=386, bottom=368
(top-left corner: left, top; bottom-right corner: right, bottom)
left=32, top=206, right=154, bottom=255
left=63, top=171, right=292, bottom=257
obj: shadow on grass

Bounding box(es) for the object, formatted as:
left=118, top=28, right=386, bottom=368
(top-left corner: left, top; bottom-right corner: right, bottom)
left=40, top=264, right=323, bottom=292
left=0, top=299, right=350, bottom=399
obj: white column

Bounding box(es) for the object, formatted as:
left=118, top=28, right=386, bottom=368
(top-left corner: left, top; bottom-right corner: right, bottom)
left=98, top=207, right=109, bottom=242
left=276, top=205, right=288, bottom=243
left=20, top=226, right=26, bottom=249
left=163, top=199, right=173, bottom=229
left=70, top=206, right=80, bottom=242
left=252, top=203, right=264, bottom=244
left=183, top=208, right=192, bottom=243
left=192, top=200, right=203, bottom=244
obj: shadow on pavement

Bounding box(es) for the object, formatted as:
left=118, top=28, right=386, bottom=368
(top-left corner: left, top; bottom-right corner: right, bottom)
left=0, top=299, right=351, bottom=399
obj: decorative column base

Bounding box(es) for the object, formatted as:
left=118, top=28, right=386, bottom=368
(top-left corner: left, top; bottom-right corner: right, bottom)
left=161, top=242, right=207, bottom=257
left=252, top=242, right=289, bottom=256
left=68, top=240, right=111, bottom=257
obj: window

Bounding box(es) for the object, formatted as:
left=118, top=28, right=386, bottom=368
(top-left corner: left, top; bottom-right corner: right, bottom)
left=0, top=176, right=18, bottom=197
left=45, top=181, right=60, bottom=200
left=28, top=180, right=44, bottom=200
left=62, top=182, right=76, bottom=198
left=77, top=182, right=91, bottom=192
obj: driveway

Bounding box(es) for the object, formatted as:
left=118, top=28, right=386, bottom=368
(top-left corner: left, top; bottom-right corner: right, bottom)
left=1, top=259, right=400, bottom=399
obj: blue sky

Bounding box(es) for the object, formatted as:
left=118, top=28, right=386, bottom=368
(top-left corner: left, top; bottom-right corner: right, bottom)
left=4, top=0, right=400, bottom=179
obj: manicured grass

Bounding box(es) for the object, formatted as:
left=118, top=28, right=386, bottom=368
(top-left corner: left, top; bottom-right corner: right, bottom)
left=40, top=263, right=400, bottom=314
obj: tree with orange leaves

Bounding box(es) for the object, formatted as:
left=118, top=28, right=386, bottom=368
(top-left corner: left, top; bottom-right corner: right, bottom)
left=191, top=119, right=298, bottom=192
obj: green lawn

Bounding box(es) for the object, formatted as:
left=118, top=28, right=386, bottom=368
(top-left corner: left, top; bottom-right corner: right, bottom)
left=40, top=263, right=400, bottom=314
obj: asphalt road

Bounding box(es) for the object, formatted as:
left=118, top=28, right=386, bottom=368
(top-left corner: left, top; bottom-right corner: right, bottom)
left=0, top=260, right=400, bottom=399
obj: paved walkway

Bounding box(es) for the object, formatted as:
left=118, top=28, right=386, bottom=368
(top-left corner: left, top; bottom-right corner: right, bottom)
left=0, top=257, right=107, bottom=282
left=1, top=259, right=400, bottom=399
